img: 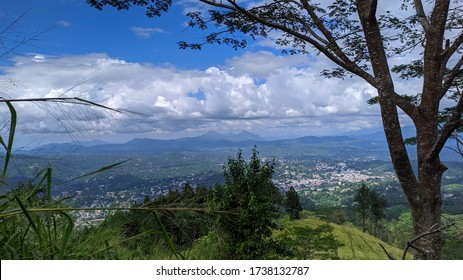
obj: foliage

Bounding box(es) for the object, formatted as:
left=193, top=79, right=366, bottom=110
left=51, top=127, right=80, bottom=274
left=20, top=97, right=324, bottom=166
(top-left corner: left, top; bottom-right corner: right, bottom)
left=211, top=147, right=282, bottom=259
left=386, top=211, right=413, bottom=249
left=108, top=183, right=212, bottom=255
left=281, top=224, right=343, bottom=259
left=442, top=217, right=463, bottom=260
left=284, top=186, right=303, bottom=220
left=353, top=184, right=371, bottom=232
left=0, top=181, right=74, bottom=259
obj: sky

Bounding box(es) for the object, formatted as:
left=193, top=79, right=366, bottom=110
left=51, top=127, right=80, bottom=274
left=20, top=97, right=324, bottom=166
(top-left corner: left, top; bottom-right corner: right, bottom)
left=0, top=0, right=420, bottom=147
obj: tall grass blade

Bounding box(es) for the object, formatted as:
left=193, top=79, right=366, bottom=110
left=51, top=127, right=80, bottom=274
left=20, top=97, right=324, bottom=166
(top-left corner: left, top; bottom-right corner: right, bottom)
left=59, top=160, right=131, bottom=185
left=14, top=194, right=43, bottom=246
left=153, top=211, right=184, bottom=260
left=2, top=233, right=20, bottom=259
left=58, top=211, right=74, bottom=259
left=1, top=101, right=17, bottom=180
left=83, top=229, right=159, bottom=259
left=43, top=168, right=52, bottom=205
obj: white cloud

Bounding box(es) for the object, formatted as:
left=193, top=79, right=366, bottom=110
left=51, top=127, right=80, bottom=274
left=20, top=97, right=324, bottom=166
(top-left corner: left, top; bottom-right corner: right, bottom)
left=57, top=20, right=71, bottom=27
left=0, top=52, right=385, bottom=143
left=131, top=26, right=165, bottom=38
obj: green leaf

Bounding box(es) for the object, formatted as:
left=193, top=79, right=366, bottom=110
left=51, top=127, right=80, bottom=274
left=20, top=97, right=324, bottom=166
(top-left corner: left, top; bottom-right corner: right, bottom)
left=367, top=96, right=380, bottom=105
left=404, top=137, right=417, bottom=146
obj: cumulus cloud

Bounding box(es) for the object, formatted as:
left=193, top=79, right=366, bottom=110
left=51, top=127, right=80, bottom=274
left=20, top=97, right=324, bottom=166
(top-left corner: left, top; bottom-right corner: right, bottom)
left=0, top=51, right=385, bottom=143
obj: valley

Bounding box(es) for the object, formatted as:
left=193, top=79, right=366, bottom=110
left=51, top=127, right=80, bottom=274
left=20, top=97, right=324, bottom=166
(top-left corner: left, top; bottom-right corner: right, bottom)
left=5, top=131, right=463, bottom=225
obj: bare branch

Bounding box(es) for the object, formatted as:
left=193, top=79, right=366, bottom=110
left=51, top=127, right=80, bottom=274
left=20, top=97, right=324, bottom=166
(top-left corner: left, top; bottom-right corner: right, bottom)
left=402, top=222, right=455, bottom=260
left=379, top=243, right=397, bottom=260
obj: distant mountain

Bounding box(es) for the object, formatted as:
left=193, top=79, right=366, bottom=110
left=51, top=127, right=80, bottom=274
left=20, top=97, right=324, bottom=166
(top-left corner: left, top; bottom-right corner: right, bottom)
left=226, top=131, right=263, bottom=142
left=351, top=126, right=416, bottom=142
left=24, top=142, right=84, bottom=154
left=193, top=131, right=224, bottom=141
left=190, top=130, right=263, bottom=142
left=15, top=131, right=396, bottom=160
left=71, top=140, right=108, bottom=147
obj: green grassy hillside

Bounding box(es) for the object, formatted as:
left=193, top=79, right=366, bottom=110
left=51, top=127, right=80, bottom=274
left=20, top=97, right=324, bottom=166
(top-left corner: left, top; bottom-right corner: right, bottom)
left=186, top=212, right=410, bottom=260
left=274, top=213, right=411, bottom=260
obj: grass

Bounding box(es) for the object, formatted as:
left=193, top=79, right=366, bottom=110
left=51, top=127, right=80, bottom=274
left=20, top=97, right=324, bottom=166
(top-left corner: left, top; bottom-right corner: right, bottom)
left=187, top=212, right=411, bottom=260
left=273, top=213, right=411, bottom=260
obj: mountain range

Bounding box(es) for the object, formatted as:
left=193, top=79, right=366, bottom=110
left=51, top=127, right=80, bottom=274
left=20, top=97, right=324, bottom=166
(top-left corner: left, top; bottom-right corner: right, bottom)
left=14, top=129, right=463, bottom=161
left=14, top=130, right=385, bottom=156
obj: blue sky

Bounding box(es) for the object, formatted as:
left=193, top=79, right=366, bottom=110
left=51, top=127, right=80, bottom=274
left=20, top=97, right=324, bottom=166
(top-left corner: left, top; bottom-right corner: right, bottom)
left=2, top=0, right=255, bottom=68
left=1, top=0, right=416, bottom=147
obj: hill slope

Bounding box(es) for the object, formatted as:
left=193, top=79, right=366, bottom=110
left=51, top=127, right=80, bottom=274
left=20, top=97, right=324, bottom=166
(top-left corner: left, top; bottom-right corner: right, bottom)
left=275, top=213, right=411, bottom=260
left=187, top=213, right=410, bottom=260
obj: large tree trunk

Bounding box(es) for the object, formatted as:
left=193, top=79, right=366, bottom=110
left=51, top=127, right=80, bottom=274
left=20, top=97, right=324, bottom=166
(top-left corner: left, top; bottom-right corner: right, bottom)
left=407, top=109, right=447, bottom=259
left=356, top=0, right=447, bottom=259
left=409, top=190, right=443, bottom=259
left=408, top=160, right=445, bottom=259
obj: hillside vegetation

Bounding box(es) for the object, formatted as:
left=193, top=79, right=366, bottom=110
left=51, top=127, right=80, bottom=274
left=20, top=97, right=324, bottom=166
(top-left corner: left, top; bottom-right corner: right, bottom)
left=186, top=212, right=410, bottom=260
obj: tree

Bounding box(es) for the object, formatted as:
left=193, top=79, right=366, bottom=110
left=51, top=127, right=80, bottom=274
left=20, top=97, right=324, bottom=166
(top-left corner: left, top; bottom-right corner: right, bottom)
left=369, top=189, right=387, bottom=237
left=285, top=186, right=303, bottom=220
left=353, top=184, right=387, bottom=236
left=87, top=0, right=463, bottom=259
left=211, top=148, right=281, bottom=259
left=353, top=184, right=371, bottom=232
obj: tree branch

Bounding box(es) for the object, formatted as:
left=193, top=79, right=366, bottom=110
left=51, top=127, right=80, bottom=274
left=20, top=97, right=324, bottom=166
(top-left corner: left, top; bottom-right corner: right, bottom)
left=379, top=243, right=397, bottom=260
left=199, top=0, right=237, bottom=11
left=402, top=222, right=455, bottom=260
left=442, top=30, right=463, bottom=61
left=428, top=91, right=463, bottom=161
left=299, top=0, right=375, bottom=84
left=413, top=0, right=431, bottom=31
left=441, top=55, right=463, bottom=98
left=221, top=0, right=377, bottom=86
left=395, top=93, right=420, bottom=119
left=356, top=0, right=419, bottom=194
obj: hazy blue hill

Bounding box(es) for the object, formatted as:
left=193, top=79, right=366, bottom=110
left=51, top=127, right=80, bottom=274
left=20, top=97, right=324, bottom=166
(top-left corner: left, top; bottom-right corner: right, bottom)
left=24, top=143, right=84, bottom=154
left=71, top=140, right=108, bottom=147
left=193, top=131, right=225, bottom=141
left=227, top=130, right=263, bottom=142
left=14, top=131, right=412, bottom=160
left=295, top=135, right=355, bottom=144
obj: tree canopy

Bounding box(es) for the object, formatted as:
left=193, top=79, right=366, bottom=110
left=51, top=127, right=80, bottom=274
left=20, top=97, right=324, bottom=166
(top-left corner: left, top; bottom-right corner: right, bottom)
left=211, top=148, right=281, bottom=259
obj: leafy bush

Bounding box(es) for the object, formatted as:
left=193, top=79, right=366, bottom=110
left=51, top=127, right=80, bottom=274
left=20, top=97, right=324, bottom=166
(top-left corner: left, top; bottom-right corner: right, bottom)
left=211, top=147, right=282, bottom=259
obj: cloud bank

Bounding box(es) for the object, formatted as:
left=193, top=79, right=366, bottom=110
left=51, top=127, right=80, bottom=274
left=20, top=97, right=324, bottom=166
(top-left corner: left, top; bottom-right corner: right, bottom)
left=0, top=51, right=383, bottom=143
